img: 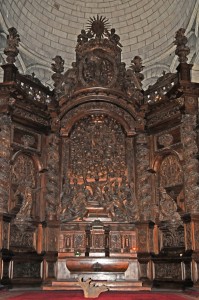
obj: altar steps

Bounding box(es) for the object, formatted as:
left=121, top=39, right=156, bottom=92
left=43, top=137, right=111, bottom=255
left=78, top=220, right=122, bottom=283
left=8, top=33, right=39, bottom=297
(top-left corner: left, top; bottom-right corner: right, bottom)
left=43, top=280, right=151, bottom=292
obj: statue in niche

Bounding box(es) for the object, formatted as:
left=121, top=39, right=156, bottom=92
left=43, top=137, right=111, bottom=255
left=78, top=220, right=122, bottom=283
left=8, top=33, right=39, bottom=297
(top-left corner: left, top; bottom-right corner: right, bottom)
left=11, top=154, right=36, bottom=216
left=160, top=155, right=183, bottom=187
left=159, top=187, right=181, bottom=223
left=18, top=187, right=33, bottom=218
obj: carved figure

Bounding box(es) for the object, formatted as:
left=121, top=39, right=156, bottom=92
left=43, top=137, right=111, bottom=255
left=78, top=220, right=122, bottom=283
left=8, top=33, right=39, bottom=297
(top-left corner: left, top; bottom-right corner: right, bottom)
left=62, top=62, right=77, bottom=96
left=4, top=27, right=20, bottom=64
left=174, top=28, right=190, bottom=63
left=106, top=28, right=122, bottom=47
left=77, top=29, right=89, bottom=44
left=129, top=56, right=144, bottom=89
left=51, top=55, right=64, bottom=74
left=18, top=187, right=33, bottom=217
left=159, top=188, right=181, bottom=222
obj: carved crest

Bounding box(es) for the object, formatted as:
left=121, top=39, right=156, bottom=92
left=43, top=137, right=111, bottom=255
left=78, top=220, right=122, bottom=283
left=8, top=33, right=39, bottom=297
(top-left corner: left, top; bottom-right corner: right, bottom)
left=51, top=15, right=144, bottom=106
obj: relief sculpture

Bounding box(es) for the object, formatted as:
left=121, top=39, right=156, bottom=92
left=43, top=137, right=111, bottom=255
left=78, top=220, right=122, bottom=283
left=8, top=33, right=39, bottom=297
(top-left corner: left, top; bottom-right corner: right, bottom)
left=11, top=154, right=36, bottom=221
left=60, top=114, right=138, bottom=222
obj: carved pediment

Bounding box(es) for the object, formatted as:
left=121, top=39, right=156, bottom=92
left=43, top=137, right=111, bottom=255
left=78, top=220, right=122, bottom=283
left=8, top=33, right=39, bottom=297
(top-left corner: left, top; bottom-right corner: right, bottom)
left=51, top=16, right=144, bottom=108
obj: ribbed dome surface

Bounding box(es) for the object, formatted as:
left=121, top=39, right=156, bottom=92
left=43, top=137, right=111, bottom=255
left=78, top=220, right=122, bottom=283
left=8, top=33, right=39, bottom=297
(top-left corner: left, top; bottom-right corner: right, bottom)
left=0, top=0, right=198, bottom=86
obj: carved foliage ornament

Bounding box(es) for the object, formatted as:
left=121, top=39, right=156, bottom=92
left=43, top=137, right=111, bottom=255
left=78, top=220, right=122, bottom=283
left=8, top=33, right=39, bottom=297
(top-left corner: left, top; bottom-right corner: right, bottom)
left=181, top=115, right=199, bottom=212
left=45, top=134, right=60, bottom=220
left=135, top=134, right=152, bottom=221
left=0, top=115, right=11, bottom=212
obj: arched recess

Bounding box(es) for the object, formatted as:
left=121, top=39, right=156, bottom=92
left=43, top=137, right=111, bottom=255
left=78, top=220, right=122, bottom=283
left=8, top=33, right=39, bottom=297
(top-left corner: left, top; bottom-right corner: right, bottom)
left=9, top=150, right=44, bottom=220
left=152, top=150, right=185, bottom=221
left=58, top=99, right=140, bottom=223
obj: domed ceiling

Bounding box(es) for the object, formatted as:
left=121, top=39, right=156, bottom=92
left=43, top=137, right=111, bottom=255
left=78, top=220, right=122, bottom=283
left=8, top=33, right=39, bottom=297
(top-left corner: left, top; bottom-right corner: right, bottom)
left=0, top=0, right=199, bottom=88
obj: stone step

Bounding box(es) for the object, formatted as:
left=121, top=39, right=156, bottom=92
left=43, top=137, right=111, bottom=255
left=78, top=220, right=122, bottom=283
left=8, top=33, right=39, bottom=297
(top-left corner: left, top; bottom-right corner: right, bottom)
left=43, top=280, right=151, bottom=292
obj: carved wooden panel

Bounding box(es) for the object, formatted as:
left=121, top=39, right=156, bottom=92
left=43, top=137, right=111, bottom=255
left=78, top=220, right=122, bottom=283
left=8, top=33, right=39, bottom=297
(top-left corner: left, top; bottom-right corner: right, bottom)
left=185, top=222, right=192, bottom=250
left=12, top=125, right=41, bottom=152
left=181, top=114, right=199, bottom=212
left=10, top=225, right=36, bottom=250
left=10, top=153, right=36, bottom=221
left=155, top=127, right=181, bottom=151
left=135, top=134, right=152, bottom=221
left=46, top=227, right=59, bottom=252
left=45, top=134, right=60, bottom=220
left=0, top=115, right=11, bottom=212
left=155, top=263, right=182, bottom=280
left=60, top=114, right=138, bottom=223
left=159, top=225, right=184, bottom=249
left=69, top=114, right=126, bottom=180
left=194, top=222, right=199, bottom=250
left=159, top=155, right=183, bottom=188
left=3, top=222, right=9, bottom=249
left=13, top=261, right=41, bottom=278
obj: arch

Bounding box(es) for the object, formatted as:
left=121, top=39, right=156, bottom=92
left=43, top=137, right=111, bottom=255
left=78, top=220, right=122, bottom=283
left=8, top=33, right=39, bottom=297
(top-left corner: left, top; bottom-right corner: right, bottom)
left=59, top=93, right=139, bottom=125
left=151, top=149, right=183, bottom=173
left=61, top=108, right=136, bottom=137
left=59, top=96, right=141, bottom=137
left=10, top=150, right=44, bottom=172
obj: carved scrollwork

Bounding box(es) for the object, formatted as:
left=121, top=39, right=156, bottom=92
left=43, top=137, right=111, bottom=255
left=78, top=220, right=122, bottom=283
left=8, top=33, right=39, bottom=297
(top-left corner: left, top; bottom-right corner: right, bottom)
left=45, top=134, right=60, bottom=220
left=135, top=134, right=152, bottom=221
left=181, top=114, right=199, bottom=212
left=0, top=115, right=11, bottom=212
left=160, top=224, right=184, bottom=248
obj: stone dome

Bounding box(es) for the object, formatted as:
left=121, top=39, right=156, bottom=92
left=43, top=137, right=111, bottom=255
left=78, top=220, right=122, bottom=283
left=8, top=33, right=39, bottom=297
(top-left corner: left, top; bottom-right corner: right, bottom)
left=0, top=0, right=199, bottom=87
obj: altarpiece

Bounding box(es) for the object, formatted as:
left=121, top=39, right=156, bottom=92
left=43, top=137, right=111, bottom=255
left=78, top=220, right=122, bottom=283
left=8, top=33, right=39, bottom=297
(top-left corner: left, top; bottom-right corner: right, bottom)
left=0, top=17, right=199, bottom=290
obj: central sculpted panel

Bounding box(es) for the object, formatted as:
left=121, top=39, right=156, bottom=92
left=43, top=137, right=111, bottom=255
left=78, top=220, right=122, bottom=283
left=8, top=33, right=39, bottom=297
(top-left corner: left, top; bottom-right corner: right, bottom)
left=60, top=114, right=138, bottom=222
